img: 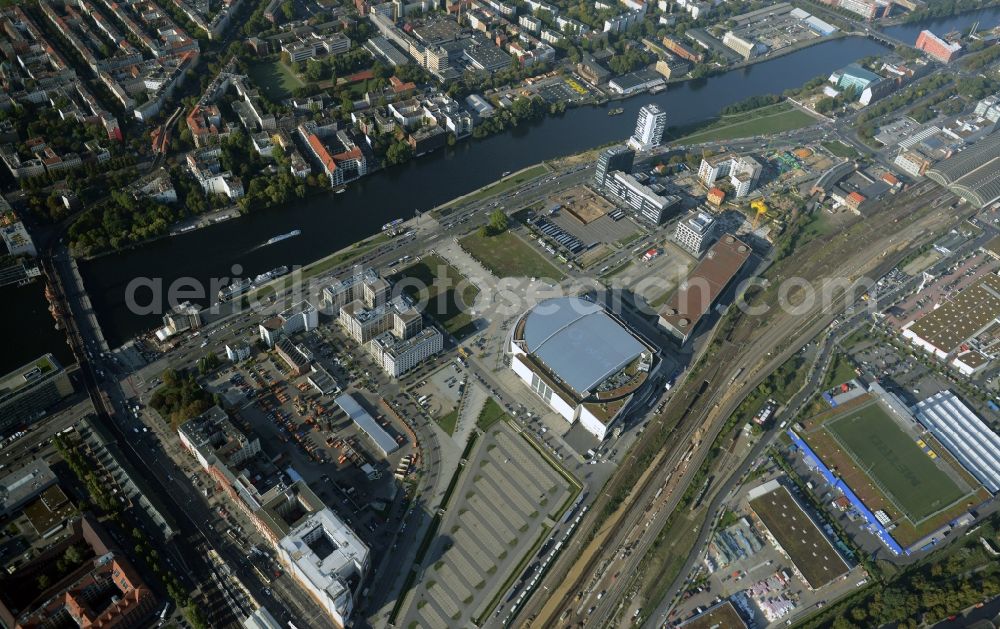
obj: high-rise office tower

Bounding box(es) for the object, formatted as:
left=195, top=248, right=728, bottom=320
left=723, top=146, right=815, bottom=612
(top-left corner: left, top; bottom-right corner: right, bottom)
left=627, top=103, right=667, bottom=151
left=594, top=145, right=635, bottom=187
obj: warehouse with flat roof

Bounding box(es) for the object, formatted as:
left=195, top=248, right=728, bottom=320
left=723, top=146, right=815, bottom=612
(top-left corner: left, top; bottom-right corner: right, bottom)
left=748, top=480, right=850, bottom=589
left=334, top=393, right=399, bottom=456
left=901, top=273, right=1000, bottom=359
left=915, top=391, right=1000, bottom=494
left=658, top=235, right=752, bottom=343
left=927, top=133, right=1000, bottom=208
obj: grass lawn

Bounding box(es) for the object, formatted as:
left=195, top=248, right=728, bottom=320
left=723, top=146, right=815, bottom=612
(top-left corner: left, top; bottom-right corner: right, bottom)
left=459, top=230, right=566, bottom=281
left=476, top=398, right=507, bottom=431
left=436, top=409, right=459, bottom=435
left=825, top=403, right=967, bottom=521
left=823, top=353, right=857, bottom=390
left=247, top=58, right=304, bottom=101
left=822, top=140, right=860, bottom=159
left=435, top=164, right=549, bottom=216
left=389, top=254, right=480, bottom=338
left=671, top=102, right=817, bottom=145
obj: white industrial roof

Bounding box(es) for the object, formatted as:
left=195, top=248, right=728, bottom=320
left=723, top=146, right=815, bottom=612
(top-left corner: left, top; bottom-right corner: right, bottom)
left=520, top=297, right=646, bottom=395
left=335, top=393, right=398, bottom=456
left=915, top=391, right=1000, bottom=494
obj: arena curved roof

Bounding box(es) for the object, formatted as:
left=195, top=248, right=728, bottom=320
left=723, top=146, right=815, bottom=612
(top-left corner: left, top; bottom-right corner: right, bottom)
left=518, top=297, right=646, bottom=395
left=926, top=133, right=1000, bottom=208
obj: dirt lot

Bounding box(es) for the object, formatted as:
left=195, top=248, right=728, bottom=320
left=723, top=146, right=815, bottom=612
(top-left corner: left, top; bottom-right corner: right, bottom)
left=550, top=185, right=614, bottom=224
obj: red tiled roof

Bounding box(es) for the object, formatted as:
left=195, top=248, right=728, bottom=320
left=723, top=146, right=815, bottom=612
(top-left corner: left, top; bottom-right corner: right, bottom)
left=307, top=133, right=337, bottom=174
left=347, top=69, right=375, bottom=83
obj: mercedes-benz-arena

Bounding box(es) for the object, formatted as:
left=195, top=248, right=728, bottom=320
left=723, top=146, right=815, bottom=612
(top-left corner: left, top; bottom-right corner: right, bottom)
left=508, top=296, right=661, bottom=440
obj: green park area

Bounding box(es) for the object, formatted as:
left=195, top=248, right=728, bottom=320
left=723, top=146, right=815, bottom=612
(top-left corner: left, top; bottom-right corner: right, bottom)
left=436, top=409, right=459, bottom=435
left=459, top=230, right=566, bottom=281
left=476, top=398, right=508, bottom=431
left=672, top=102, right=817, bottom=145
left=389, top=254, right=481, bottom=338
left=247, top=58, right=304, bottom=101
left=822, top=140, right=860, bottom=159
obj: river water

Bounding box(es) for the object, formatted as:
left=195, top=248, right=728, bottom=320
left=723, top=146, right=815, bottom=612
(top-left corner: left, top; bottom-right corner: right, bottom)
left=73, top=36, right=901, bottom=348
left=19, top=4, right=1000, bottom=362
left=883, top=6, right=1000, bottom=42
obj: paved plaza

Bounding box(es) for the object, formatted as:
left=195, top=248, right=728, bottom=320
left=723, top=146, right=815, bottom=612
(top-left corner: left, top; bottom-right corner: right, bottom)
left=400, top=420, right=574, bottom=627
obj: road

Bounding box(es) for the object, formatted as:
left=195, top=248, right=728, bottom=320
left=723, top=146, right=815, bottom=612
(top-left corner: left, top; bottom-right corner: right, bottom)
left=518, top=172, right=962, bottom=628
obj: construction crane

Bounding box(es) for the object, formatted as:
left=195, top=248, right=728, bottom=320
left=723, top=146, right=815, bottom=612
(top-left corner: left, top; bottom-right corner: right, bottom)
left=750, top=199, right=769, bottom=230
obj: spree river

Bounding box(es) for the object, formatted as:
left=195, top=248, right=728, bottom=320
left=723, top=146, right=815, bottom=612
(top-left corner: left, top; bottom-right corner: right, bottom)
left=883, top=5, right=1000, bottom=41
left=79, top=36, right=893, bottom=346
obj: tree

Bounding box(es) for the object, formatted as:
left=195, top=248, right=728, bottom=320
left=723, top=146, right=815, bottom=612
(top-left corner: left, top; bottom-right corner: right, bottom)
left=488, top=209, right=508, bottom=234
left=386, top=140, right=413, bottom=165
left=305, top=59, right=325, bottom=82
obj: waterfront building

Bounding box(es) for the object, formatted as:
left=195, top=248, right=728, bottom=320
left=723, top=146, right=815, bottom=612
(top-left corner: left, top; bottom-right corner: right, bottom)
left=0, top=354, right=73, bottom=435
left=594, top=145, right=636, bottom=187
left=916, top=29, right=962, bottom=63
left=603, top=170, right=681, bottom=224
left=627, top=103, right=667, bottom=151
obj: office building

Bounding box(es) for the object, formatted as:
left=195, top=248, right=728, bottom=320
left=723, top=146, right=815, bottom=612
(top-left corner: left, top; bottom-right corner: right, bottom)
left=839, top=0, right=880, bottom=19
left=594, top=145, right=635, bottom=187
left=0, top=218, right=36, bottom=257
left=831, top=62, right=881, bottom=94
left=157, top=300, right=202, bottom=340
left=176, top=406, right=369, bottom=628
left=322, top=267, right=390, bottom=313
left=674, top=210, right=716, bottom=254
left=603, top=170, right=681, bottom=224
left=0, top=354, right=74, bottom=435
left=509, top=296, right=660, bottom=440
left=369, top=327, right=444, bottom=377
left=277, top=508, right=369, bottom=629
left=338, top=290, right=443, bottom=377
left=0, top=460, right=56, bottom=519
left=916, top=29, right=962, bottom=63
left=698, top=153, right=762, bottom=197
left=226, top=343, right=252, bottom=362
left=627, top=103, right=667, bottom=151
left=259, top=300, right=318, bottom=347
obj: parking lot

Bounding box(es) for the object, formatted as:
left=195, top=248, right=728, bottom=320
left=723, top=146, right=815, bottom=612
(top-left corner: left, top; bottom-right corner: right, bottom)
left=401, top=420, right=575, bottom=627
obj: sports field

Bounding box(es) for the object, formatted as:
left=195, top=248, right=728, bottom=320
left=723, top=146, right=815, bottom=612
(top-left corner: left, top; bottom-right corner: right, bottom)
left=819, top=402, right=967, bottom=521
